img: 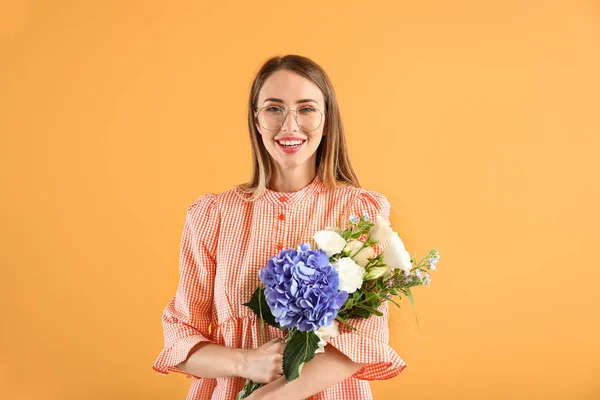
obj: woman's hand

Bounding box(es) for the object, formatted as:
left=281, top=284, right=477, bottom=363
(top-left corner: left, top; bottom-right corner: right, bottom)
left=239, top=337, right=286, bottom=384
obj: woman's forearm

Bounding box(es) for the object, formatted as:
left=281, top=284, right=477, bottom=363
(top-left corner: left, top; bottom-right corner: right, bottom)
left=176, top=342, right=247, bottom=379
left=249, top=345, right=365, bottom=400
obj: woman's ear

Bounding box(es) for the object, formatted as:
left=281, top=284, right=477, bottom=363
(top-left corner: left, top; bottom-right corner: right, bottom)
left=253, top=113, right=261, bottom=134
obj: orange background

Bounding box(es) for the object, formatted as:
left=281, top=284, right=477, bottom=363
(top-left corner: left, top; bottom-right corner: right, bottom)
left=1, top=1, right=599, bottom=399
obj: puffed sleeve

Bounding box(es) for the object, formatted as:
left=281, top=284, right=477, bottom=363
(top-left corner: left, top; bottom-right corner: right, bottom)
left=152, top=194, right=220, bottom=377
left=328, top=190, right=408, bottom=380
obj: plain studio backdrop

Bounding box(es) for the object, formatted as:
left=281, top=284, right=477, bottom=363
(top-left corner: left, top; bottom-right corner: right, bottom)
left=1, top=1, right=599, bottom=399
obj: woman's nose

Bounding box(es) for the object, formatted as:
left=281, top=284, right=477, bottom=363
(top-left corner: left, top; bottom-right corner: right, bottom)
left=281, top=110, right=300, bottom=131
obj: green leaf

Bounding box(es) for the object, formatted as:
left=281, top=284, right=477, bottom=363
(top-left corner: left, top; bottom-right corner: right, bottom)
left=356, top=304, right=383, bottom=316
left=236, top=379, right=264, bottom=399
left=344, top=298, right=355, bottom=309
left=384, top=296, right=402, bottom=308
left=406, top=288, right=421, bottom=333
left=283, top=330, right=320, bottom=382
left=336, top=314, right=357, bottom=330
left=364, top=292, right=379, bottom=303
left=242, top=287, right=279, bottom=329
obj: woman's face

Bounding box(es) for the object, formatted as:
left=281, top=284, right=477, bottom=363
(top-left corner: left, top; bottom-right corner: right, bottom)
left=254, top=69, right=326, bottom=172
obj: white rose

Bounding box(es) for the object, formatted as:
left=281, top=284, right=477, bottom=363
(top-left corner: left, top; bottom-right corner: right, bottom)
left=332, top=257, right=365, bottom=293
left=344, top=239, right=376, bottom=267
left=368, top=216, right=395, bottom=244
left=382, top=235, right=412, bottom=272
left=314, top=320, right=340, bottom=354
left=313, top=230, right=347, bottom=257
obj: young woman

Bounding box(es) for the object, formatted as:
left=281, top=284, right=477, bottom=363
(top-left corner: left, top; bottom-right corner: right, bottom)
left=152, top=54, right=407, bottom=399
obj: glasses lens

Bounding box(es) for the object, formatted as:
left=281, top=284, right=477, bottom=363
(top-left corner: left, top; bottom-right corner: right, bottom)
left=258, top=106, right=323, bottom=131
left=296, top=106, right=322, bottom=131
left=258, top=106, right=285, bottom=130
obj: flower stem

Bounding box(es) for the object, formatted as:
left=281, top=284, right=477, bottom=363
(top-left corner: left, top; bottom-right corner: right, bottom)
left=350, top=243, right=368, bottom=259
left=258, top=288, right=266, bottom=346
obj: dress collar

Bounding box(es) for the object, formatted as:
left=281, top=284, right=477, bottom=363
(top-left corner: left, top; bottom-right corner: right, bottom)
left=261, top=175, right=325, bottom=207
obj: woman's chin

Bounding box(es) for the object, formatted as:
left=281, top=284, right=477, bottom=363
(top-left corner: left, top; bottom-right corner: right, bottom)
left=274, top=157, right=307, bottom=170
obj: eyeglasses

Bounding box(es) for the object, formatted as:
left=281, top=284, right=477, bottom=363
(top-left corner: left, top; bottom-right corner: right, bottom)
left=255, top=105, right=324, bottom=132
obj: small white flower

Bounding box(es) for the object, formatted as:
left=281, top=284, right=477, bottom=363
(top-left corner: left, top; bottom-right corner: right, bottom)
left=314, top=320, right=340, bottom=353
left=343, top=240, right=376, bottom=267
left=313, top=230, right=347, bottom=257
left=368, top=216, right=395, bottom=244
left=332, top=257, right=365, bottom=293
left=382, top=235, right=412, bottom=272
left=429, top=254, right=439, bottom=270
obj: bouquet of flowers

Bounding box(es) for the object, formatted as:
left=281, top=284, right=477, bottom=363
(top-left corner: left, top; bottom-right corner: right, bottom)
left=236, top=213, right=440, bottom=399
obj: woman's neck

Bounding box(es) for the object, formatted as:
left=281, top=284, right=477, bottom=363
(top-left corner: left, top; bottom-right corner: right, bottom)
left=268, top=164, right=317, bottom=193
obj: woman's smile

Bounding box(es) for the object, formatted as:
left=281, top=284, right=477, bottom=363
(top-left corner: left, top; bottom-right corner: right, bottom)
left=275, top=137, right=306, bottom=154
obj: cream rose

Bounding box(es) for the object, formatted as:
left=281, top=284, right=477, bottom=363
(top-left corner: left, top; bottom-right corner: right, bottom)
left=343, top=239, right=376, bottom=267
left=368, top=216, right=395, bottom=244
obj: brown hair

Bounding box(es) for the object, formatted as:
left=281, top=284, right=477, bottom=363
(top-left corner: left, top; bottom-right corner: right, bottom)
left=236, top=54, right=361, bottom=202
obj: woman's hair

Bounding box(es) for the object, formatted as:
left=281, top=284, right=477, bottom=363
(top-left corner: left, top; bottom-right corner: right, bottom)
left=235, top=54, right=361, bottom=202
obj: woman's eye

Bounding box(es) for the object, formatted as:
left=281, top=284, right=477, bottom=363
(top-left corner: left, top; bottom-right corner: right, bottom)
left=300, top=107, right=316, bottom=113
left=266, top=106, right=284, bottom=112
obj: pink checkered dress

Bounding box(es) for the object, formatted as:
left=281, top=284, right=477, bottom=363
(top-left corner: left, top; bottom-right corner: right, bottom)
left=152, top=175, right=407, bottom=399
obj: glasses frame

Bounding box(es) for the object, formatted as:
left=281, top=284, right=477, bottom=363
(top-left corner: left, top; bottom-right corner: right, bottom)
left=254, top=104, right=325, bottom=132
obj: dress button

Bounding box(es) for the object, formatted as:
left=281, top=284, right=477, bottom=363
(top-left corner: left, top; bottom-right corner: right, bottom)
left=280, top=196, right=288, bottom=202
left=276, top=243, right=283, bottom=251
left=278, top=213, right=286, bottom=221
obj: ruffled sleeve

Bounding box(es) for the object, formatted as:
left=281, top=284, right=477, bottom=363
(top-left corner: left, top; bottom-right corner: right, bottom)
left=329, top=190, right=408, bottom=380
left=152, top=194, right=220, bottom=377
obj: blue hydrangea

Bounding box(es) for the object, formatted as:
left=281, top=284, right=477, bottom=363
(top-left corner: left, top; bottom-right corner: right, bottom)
left=258, top=243, right=348, bottom=332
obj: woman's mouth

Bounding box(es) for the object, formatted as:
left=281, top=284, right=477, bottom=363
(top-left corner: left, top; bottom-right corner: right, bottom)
left=276, top=139, right=306, bottom=154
